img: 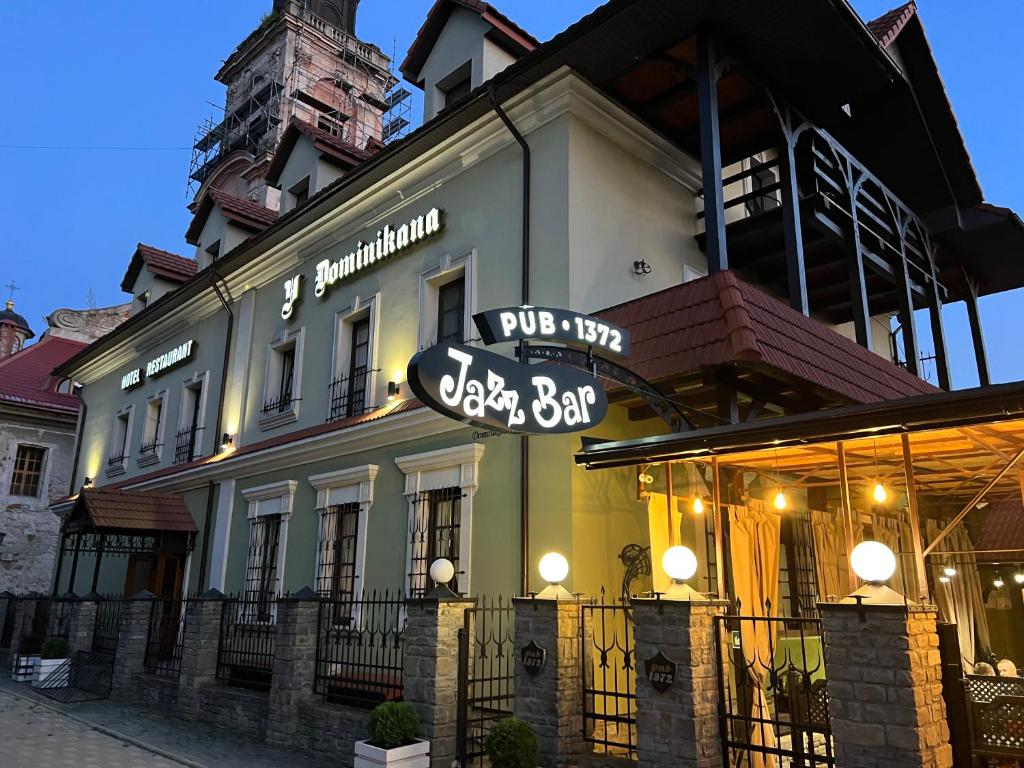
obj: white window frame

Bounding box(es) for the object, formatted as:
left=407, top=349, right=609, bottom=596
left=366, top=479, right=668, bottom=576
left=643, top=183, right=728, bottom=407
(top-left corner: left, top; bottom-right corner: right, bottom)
left=8, top=442, right=51, bottom=499
left=138, top=389, right=168, bottom=466
left=259, top=326, right=305, bottom=430
left=240, top=480, right=297, bottom=609
left=176, top=370, right=210, bottom=460
left=395, top=443, right=485, bottom=597
left=417, top=249, right=477, bottom=350
left=106, top=404, right=134, bottom=477
left=308, top=464, right=379, bottom=605
left=329, top=293, right=381, bottom=420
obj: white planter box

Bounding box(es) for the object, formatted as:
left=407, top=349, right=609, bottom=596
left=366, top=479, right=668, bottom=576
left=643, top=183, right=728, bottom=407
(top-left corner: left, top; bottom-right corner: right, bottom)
left=32, top=657, right=70, bottom=688
left=354, top=738, right=430, bottom=767
left=11, top=654, right=39, bottom=682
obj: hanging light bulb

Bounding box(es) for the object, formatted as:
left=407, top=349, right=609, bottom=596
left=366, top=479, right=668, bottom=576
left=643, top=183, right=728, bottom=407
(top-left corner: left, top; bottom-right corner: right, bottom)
left=773, top=489, right=787, bottom=510
left=938, top=575, right=951, bottom=584
left=993, top=575, right=1006, bottom=589
left=692, top=497, right=704, bottom=515
left=872, top=482, right=887, bottom=504
left=943, top=565, right=957, bottom=578
left=1014, top=572, right=1024, bottom=585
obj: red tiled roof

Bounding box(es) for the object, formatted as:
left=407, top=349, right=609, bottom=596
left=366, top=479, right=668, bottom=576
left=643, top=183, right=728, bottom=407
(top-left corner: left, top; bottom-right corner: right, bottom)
left=266, top=117, right=375, bottom=185
left=599, top=270, right=938, bottom=405
left=70, top=488, right=197, bottom=533
left=0, top=335, right=88, bottom=413
left=866, top=2, right=916, bottom=49
left=974, top=496, right=1024, bottom=561
left=185, top=188, right=277, bottom=245
left=120, top=243, right=197, bottom=292
left=401, top=0, right=539, bottom=84
left=100, top=399, right=428, bottom=491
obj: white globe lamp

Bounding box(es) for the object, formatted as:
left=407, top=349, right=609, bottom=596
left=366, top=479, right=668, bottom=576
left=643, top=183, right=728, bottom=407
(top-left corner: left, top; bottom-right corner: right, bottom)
left=537, top=552, right=573, bottom=600
left=844, top=540, right=907, bottom=606
left=662, top=546, right=704, bottom=601
left=429, top=558, right=456, bottom=587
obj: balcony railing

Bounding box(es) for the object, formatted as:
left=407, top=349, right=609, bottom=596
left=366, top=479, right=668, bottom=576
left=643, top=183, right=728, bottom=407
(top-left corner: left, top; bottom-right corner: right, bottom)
left=138, top=439, right=161, bottom=457
left=106, top=451, right=127, bottom=467
left=173, top=426, right=203, bottom=465
left=262, top=393, right=299, bottom=415
left=327, top=367, right=377, bottom=422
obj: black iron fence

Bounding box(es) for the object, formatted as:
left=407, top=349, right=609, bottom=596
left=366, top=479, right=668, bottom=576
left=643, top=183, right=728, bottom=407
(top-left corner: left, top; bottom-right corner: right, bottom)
left=144, top=598, right=186, bottom=678
left=91, top=597, right=125, bottom=655
left=314, top=591, right=405, bottom=707
left=217, top=596, right=277, bottom=691
left=715, top=607, right=834, bottom=768
left=581, top=588, right=637, bottom=759
left=46, top=597, right=74, bottom=641
left=1, top=596, right=17, bottom=647
left=457, top=596, right=516, bottom=767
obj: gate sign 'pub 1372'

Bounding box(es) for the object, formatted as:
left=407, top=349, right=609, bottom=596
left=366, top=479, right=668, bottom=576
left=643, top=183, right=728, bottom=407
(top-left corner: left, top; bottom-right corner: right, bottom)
left=407, top=306, right=631, bottom=435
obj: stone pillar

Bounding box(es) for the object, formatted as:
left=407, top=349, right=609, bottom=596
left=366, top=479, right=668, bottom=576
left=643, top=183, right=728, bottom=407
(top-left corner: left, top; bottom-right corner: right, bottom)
left=820, top=602, right=952, bottom=768
left=632, top=597, right=727, bottom=768
left=403, top=593, right=476, bottom=768
left=512, top=597, right=587, bottom=766
left=177, top=589, right=226, bottom=720
left=266, top=587, right=320, bottom=748
left=68, top=594, right=99, bottom=654
left=111, top=591, right=156, bottom=700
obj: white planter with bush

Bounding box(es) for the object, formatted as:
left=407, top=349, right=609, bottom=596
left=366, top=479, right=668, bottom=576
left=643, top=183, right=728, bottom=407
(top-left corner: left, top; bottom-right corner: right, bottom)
left=354, top=702, right=430, bottom=767
left=31, top=638, right=70, bottom=689
left=11, top=653, right=39, bottom=682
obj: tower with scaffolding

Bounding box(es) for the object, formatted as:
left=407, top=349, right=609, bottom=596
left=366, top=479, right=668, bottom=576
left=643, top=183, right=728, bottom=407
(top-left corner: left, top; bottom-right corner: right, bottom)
left=187, top=0, right=412, bottom=206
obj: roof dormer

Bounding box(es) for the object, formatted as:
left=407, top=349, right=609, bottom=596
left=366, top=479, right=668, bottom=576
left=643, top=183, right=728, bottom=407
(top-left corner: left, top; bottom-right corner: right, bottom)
left=401, top=0, right=538, bottom=122
left=185, top=189, right=278, bottom=269
left=120, top=244, right=197, bottom=315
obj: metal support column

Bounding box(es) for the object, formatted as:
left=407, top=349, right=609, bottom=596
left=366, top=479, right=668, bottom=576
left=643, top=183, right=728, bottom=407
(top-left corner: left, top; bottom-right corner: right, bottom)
left=67, top=534, right=82, bottom=594
left=779, top=133, right=809, bottom=315
left=697, top=28, right=727, bottom=273
left=90, top=534, right=105, bottom=594
left=895, top=232, right=921, bottom=376
left=964, top=280, right=991, bottom=386
left=846, top=180, right=873, bottom=352
left=711, top=457, right=726, bottom=600
left=927, top=267, right=952, bottom=390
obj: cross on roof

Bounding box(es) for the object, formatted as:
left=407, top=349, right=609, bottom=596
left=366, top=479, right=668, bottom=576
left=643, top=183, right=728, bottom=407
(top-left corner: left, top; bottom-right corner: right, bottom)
left=4, top=280, right=18, bottom=302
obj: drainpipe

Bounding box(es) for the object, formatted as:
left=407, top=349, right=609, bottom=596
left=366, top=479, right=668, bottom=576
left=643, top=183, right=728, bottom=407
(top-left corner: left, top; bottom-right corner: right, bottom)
left=67, top=398, right=87, bottom=496
left=197, top=268, right=235, bottom=590
left=489, top=84, right=531, bottom=595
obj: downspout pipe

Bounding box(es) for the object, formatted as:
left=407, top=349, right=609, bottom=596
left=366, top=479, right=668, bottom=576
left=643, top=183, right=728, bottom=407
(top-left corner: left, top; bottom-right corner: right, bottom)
left=198, top=267, right=235, bottom=590
left=67, top=398, right=87, bottom=496
left=489, top=84, right=531, bottom=596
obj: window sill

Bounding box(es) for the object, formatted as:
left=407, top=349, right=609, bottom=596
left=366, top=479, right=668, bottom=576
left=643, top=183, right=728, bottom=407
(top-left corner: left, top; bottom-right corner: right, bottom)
left=137, top=453, right=161, bottom=468
left=105, top=464, right=126, bottom=478
left=258, top=407, right=299, bottom=431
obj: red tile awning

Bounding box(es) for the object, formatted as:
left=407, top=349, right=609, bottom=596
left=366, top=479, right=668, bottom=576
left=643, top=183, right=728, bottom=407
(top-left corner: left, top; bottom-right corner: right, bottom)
left=66, top=488, right=198, bottom=535
left=599, top=270, right=937, bottom=405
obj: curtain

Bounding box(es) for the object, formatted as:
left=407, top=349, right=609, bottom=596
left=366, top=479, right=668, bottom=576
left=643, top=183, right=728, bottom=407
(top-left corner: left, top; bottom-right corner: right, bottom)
left=810, top=510, right=842, bottom=601
left=871, top=513, right=912, bottom=596
left=728, top=501, right=782, bottom=768
left=646, top=492, right=682, bottom=594
left=925, top=520, right=992, bottom=668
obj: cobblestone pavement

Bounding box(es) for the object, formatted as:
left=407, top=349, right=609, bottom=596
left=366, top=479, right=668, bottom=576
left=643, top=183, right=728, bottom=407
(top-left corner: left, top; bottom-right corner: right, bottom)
left=0, top=679, right=330, bottom=768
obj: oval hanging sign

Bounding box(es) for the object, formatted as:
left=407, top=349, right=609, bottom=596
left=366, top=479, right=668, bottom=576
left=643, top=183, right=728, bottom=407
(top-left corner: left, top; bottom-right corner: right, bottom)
left=473, top=306, right=630, bottom=357
left=407, top=343, right=608, bottom=434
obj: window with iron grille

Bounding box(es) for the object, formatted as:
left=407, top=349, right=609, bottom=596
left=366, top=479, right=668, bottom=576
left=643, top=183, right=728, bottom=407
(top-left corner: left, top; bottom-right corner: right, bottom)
left=174, top=378, right=204, bottom=464
left=10, top=445, right=45, bottom=497
left=779, top=511, right=820, bottom=618
left=244, top=514, right=281, bottom=621
left=108, top=409, right=131, bottom=468
left=437, top=277, right=465, bottom=344
left=139, top=395, right=164, bottom=458
left=408, top=487, right=462, bottom=598
left=346, top=316, right=370, bottom=416
left=316, top=503, right=360, bottom=601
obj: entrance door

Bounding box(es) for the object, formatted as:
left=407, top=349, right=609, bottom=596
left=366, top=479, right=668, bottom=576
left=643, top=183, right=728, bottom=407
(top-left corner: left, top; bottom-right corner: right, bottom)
left=124, top=553, right=184, bottom=600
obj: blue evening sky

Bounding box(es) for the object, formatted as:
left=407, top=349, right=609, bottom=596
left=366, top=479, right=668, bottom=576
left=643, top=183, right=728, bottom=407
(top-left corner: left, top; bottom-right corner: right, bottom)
left=1, top=1, right=1021, bottom=388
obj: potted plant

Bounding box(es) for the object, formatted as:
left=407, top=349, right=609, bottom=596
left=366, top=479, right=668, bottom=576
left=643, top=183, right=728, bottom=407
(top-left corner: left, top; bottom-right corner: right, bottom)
left=486, top=717, right=538, bottom=768
left=354, top=701, right=429, bottom=767
left=32, top=637, right=70, bottom=689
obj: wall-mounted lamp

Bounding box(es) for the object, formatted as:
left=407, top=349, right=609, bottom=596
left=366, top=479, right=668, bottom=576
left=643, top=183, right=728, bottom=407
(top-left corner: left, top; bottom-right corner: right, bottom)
left=633, top=259, right=652, bottom=276
left=83, top=477, right=93, bottom=488
left=387, top=381, right=401, bottom=402
left=220, top=433, right=234, bottom=453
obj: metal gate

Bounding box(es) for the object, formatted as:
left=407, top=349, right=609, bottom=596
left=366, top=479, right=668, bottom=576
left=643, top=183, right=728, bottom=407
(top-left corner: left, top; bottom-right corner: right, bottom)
left=714, top=611, right=834, bottom=768
left=456, top=596, right=515, bottom=767
left=35, top=650, right=114, bottom=703
left=581, top=588, right=637, bottom=759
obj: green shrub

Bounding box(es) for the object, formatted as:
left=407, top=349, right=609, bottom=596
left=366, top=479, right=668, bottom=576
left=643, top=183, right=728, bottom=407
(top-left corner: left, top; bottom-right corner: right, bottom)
left=368, top=701, right=420, bottom=749
left=40, top=637, right=70, bottom=660
left=485, top=717, right=538, bottom=768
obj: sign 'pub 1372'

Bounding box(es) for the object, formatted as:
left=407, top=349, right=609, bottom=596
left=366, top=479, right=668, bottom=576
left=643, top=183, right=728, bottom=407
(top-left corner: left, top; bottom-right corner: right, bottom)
left=407, top=306, right=631, bottom=435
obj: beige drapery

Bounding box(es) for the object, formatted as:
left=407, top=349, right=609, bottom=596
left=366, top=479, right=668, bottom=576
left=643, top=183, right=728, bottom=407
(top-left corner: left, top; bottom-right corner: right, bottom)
left=870, top=513, right=914, bottom=595
left=728, top=501, right=782, bottom=768
left=810, top=509, right=843, bottom=601
left=925, top=519, right=991, bottom=668
left=646, top=493, right=683, bottom=594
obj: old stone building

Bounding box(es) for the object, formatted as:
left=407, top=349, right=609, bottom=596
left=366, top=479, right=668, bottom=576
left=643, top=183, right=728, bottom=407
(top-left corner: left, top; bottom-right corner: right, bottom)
left=0, top=300, right=128, bottom=593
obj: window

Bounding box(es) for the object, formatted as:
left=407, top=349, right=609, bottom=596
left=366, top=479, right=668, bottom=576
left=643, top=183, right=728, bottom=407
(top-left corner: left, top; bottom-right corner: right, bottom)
left=437, top=61, right=472, bottom=111
left=328, top=296, right=379, bottom=422
left=778, top=511, right=820, bottom=618
left=205, top=240, right=221, bottom=263
left=240, top=480, right=297, bottom=620
left=396, top=444, right=484, bottom=598
left=175, top=375, right=207, bottom=464
left=408, top=487, right=463, bottom=599
left=10, top=445, right=45, bottom=497
left=138, top=393, right=166, bottom=465
left=261, top=328, right=304, bottom=428
left=437, top=278, right=465, bottom=344
left=443, top=77, right=471, bottom=109
left=316, top=503, right=360, bottom=600
left=107, top=406, right=133, bottom=475
left=418, top=251, right=475, bottom=350
left=288, top=176, right=310, bottom=211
